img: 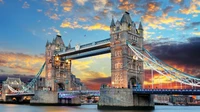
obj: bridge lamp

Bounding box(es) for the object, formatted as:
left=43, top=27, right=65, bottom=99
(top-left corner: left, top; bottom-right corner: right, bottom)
left=133, top=55, right=138, bottom=61
left=112, top=81, right=115, bottom=87
left=55, top=56, right=59, bottom=61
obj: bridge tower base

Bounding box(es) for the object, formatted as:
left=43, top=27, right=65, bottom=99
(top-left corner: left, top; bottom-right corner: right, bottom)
left=98, top=88, right=154, bottom=110
left=30, top=90, right=81, bottom=106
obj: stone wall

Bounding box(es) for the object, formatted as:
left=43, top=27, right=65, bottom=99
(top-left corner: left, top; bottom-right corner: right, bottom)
left=99, top=88, right=133, bottom=106
left=30, top=90, right=58, bottom=104
left=98, top=88, right=154, bottom=110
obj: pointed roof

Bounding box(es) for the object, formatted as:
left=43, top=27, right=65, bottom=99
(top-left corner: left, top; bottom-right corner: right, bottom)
left=138, top=22, right=143, bottom=30
left=110, top=16, right=115, bottom=28
left=55, top=35, right=65, bottom=46
left=46, top=40, right=49, bottom=47
left=52, top=38, right=56, bottom=44
left=120, top=11, right=132, bottom=24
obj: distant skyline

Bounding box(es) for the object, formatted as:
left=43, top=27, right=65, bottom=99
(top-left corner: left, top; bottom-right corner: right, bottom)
left=0, top=0, right=200, bottom=89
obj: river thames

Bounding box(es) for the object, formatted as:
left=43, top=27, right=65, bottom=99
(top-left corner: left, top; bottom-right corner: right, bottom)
left=0, top=104, right=200, bottom=112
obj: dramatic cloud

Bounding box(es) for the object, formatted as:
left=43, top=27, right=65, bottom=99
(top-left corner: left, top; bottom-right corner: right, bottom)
left=163, top=6, right=174, bottom=16
left=142, top=14, right=183, bottom=29
left=146, top=2, right=161, bottom=13
left=60, top=20, right=109, bottom=31
left=83, top=23, right=109, bottom=31
left=60, top=21, right=82, bottom=29
left=22, top=1, right=30, bottom=9
left=0, top=52, right=44, bottom=75
left=118, top=0, right=135, bottom=11
left=84, top=77, right=111, bottom=90
left=179, top=0, right=200, bottom=14
left=149, top=37, right=200, bottom=68
left=184, top=22, right=200, bottom=30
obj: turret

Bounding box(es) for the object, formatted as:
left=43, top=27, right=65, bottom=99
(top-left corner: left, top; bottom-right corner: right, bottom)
left=110, top=16, right=115, bottom=33
left=46, top=40, right=50, bottom=47
left=138, top=22, right=143, bottom=37
left=120, top=11, right=132, bottom=31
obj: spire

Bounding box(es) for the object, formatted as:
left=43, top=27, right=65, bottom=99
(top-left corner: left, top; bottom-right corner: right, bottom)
left=46, top=40, right=49, bottom=47
left=120, top=11, right=132, bottom=24
left=68, top=39, right=72, bottom=49
left=52, top=38, right=56, bottom=44
left=138, top=22, right=143, bottom=30
left=110, top=16, right=115, bottom=28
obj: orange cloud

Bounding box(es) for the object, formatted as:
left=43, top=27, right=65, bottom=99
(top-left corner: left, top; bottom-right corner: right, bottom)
left=118, top=0, right=135, bottom=11
left=179, top=0, right=200, bottom=14
left=142, top=13, right=183, bottom=29
left=83, top=23, right=109, bottom=31
left=0, top=52, right=44, bottom=76
left=60, top=21, right=82, bottom=29
left=147, top=2, right=160, bottom=13
left=61, top=0, right=73, bottom=12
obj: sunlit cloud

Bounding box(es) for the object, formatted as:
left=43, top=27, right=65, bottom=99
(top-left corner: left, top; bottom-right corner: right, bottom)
left=76, top=0, right=88, bottom=6
left=192, top=32, right=200, bottom=36
left=83, top=23, right=109, bottom=31
left=179, top=0, right=200, bottom=14
left=118, top=0, right=135, bottom=11
left=60, top=21, right=82, bottom=29
left=0, top=52, right=44, bottom=76
left=146, top=2, right=160, bottom=13
left=61, top=0, right=73, bottom=12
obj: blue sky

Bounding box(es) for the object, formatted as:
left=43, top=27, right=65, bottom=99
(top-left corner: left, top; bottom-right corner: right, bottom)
left=0, top=0, right=200, bottom=89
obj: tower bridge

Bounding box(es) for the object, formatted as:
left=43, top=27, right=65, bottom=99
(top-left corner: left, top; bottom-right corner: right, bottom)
left=1, top=11, right=200, bottom=110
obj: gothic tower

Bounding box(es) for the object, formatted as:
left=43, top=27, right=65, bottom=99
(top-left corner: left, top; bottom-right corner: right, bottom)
left=110, top=12, right=144, bottom=88
left=45, top=35, right=71, bottom=91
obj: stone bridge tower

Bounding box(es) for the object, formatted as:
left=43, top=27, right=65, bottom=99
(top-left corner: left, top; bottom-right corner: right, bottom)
left=110, top=11, right=144, bottom=88
left=45, top=35, right=71, bottom=91
left=98, top=12, right=154, bottom=110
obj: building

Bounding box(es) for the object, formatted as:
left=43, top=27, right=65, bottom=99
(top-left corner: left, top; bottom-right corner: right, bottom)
left=154, top=95, right=170, bottom=105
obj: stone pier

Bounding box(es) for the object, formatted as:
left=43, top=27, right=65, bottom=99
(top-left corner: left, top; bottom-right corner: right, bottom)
left=98, top=88, right=154, bottom=110
left=30, top=90, right=81, bottom=106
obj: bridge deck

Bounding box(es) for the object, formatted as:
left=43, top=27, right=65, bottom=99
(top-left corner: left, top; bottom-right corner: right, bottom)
left=5, top=93, right=34, bottom=97
left=58, top=38, right=111, bottom=57
left=133, top=89, right=200, bottom=95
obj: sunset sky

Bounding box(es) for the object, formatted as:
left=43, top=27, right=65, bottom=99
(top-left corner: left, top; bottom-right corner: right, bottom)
left=0, top=0, right=200, bottom=90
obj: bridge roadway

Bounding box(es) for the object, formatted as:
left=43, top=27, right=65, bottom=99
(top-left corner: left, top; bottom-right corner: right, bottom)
left=57, top=38, right=111, bottom=59
left=133, top=89, right=200, bottom=95
left=58, top=89, right=200, bottom=98
left=4, top=93, right=34, bottom=97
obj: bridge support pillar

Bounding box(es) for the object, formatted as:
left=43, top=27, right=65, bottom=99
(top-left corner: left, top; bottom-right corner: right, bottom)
left=98, top=88, right=154, bottom=110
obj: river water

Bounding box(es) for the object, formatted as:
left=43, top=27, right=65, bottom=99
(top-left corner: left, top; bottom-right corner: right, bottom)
left=0, top=104, right=200, bottom=112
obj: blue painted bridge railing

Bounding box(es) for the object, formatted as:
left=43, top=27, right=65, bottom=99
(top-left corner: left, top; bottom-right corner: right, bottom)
left=133, top=89, right=200, bottom=95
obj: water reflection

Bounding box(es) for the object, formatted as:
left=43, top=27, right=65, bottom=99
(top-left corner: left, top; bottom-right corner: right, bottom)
left=0, top=105, right=200, bottom=112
